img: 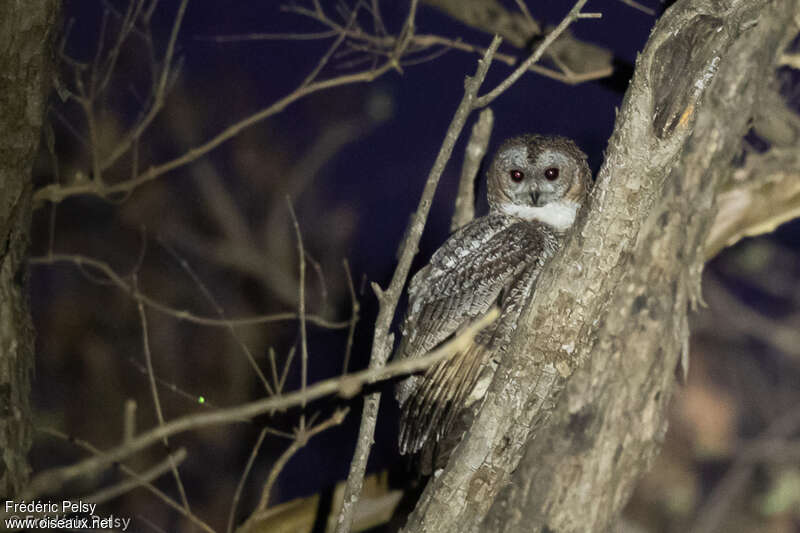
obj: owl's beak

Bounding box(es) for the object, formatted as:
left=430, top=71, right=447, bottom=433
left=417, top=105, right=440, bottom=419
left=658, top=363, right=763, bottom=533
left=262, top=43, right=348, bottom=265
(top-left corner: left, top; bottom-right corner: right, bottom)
left=530, top=190, right=540, bottom=206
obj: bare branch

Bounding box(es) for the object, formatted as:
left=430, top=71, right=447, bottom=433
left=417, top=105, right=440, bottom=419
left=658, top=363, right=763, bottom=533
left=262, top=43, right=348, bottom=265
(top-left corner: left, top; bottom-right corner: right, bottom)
left=473, top=0, right=590, bottom=108
left=300, top=2, right=361, bottom=88
left=34, top=0, right=420, bottom=208
left=135, top=285, right=191, bottom=510
left=22, top=308, right=498, bottom=500
left=706, top=144, right=800, bottom=259
left=98, top=0, right=190, bottom=173
left=227, top=428, right=268, bottom=533
left=81, top=448, right=188, bottom=506
left=201, top=30, right=340, bottom=42
left=36, top=428, right=214, bottom=533
left=422, top=0, right=539, bottom=47
left=451, top=107, right=493, bottom=231
left=136, top=294, right=191, bottom=512
left=513, top=0, right=537, bottom=30
left=619, top=0, right=656, bottom=16
left=287, top=199, right=309, bottom=429
left=254, top=409, right=349, bottom=513
left=158, top=238, right=276, bottom=395
left=123, top=399, right=137, bottom=444
left=342, top=259, right=360, bottom=373
left=28, top=254, right=349, bottom=330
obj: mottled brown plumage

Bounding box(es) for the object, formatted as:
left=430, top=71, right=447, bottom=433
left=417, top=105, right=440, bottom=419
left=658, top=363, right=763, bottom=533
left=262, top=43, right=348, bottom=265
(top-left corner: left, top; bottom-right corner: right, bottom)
left=394, top=135, right=591, bottom=471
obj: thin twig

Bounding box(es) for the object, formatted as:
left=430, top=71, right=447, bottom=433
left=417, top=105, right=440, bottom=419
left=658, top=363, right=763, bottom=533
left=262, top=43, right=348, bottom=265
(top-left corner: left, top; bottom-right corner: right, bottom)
left=305, top=252, right=329, bottom=312
left=99, top=0, right=190, bottom=173
left=514, top=0, right=537, bottom=30
left=300, top=2, right=361, bottom=88
left=227, top=428, right=268, bottom=533
left=619, top=0, right=656, bottom=16
left=279, top=0, right=610, bottom=88
left=256, top=409, right=349, bottom=512
left=34, top=3, right=419, bottom=208
left=35, top=0, right=604, bottom=208
left=451, top=107, right=493, bottom=231
left=279, top=345, right=298, bottom=394
left=123, top=399, right=137, bottom=443
left=400, top=45, right=452, bottom=67
left=6, top=448, right=190, bottom=530
left=126, top=356, right=218, bottom=408
left=411, top=34, right=608, bottom=84
left=95, top=0, right=147, bottom=95
left=82, top=448, right=188, bottom=506
left=36, top=428, right=214, bottom=533
left=342, top=259, right=360, bottom=373
left=158, top=238, right=275, bottom=395
left=268, top=347, right=282, bottom=394
left=370, top=0, right=387, bottom=36
left=135, top=286, right=191, bottom=510
left=28, top=254, right=349, bottom=329
left=23, top=309, right=498, bottom=501
left=287, top=199, right=309, bottom=432
left=201, top=30, right=340, bottom=42
left=474, top=0, right=590, bottom=108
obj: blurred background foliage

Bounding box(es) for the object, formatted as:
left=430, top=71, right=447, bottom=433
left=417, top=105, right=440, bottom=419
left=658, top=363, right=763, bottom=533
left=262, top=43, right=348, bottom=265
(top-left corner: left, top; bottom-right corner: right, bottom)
left=26, top=0, right=800, bottom=531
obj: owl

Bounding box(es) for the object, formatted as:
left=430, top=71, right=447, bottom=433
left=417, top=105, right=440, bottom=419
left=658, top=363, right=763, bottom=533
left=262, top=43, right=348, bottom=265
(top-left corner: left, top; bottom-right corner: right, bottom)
left=395, top=134, right=591, bottom=472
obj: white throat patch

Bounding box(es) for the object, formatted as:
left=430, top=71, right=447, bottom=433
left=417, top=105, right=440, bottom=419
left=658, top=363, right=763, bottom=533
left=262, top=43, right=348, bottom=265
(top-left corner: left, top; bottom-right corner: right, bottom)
left=499, top=200, right=579, bottom=231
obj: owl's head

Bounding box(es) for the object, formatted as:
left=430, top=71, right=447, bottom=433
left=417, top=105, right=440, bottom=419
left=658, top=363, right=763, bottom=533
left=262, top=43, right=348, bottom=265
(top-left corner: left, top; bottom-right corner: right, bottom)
left=486, top=135, right=591, bottom=231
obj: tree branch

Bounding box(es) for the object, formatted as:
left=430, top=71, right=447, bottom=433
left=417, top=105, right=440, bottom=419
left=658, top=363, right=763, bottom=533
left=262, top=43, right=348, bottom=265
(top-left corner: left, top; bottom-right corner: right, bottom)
left=33, top=2, right=420, bottom=208
left=473, top=0, right=590, bottom=108
left=451, top=108, right=493, bottom=231
left=422, top=0, right=539, bottom=47
left=422, top=0, right=612, bottom=81
left=28, top=253, right=349, bottom=330
left=20, top=308, right=498, bottom=501
left=706, top=83, right=800, bottom=259
left=39, top=427, right=214, bottom=532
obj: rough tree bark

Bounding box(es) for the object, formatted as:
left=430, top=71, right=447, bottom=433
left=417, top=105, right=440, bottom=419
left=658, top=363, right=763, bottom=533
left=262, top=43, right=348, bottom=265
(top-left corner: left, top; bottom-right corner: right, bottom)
left=404, top=0, right=799, bottom=531
left=0, top=0, right=58, bottom=497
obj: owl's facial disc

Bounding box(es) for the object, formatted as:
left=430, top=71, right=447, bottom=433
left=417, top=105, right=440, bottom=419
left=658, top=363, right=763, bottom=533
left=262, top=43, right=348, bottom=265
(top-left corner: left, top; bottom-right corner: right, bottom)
left=496, top=149, right=574, bottom=208
left=487, top=135, right=590, bottom=231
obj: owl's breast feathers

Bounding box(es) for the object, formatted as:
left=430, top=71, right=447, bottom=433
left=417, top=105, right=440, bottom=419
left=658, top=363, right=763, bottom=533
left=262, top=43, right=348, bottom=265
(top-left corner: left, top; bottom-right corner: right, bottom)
left=395, top=213, right=559, bottom=460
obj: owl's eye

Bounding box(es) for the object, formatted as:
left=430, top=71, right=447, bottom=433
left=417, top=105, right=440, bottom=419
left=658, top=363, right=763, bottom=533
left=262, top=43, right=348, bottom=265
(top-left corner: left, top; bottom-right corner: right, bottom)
left=509, top=170, right=524, bottom=182
left=544, top=167, right=560, bottom=180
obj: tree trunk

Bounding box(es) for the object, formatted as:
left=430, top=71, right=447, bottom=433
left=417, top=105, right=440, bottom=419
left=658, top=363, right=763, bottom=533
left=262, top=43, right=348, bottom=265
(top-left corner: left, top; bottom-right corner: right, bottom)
left=0, top=0, right=58, bottom=498
left=404, top=0, right=799, bottom=530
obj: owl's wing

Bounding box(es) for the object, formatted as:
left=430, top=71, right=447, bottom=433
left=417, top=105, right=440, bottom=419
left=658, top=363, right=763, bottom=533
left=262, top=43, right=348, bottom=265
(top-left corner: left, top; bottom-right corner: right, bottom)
left=396, top=217, right=547, bottom=456
left=397, top=215, right=522, bottom=362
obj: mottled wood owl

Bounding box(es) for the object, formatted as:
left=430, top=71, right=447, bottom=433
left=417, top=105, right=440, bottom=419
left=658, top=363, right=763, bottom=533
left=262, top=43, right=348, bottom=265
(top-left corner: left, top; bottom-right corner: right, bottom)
left=395, top=134, right=591, bottom=472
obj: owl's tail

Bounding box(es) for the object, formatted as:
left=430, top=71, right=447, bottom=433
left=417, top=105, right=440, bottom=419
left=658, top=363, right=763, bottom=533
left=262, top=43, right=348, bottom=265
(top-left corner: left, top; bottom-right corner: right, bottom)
left=397, top=340, right=488, bottom=459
